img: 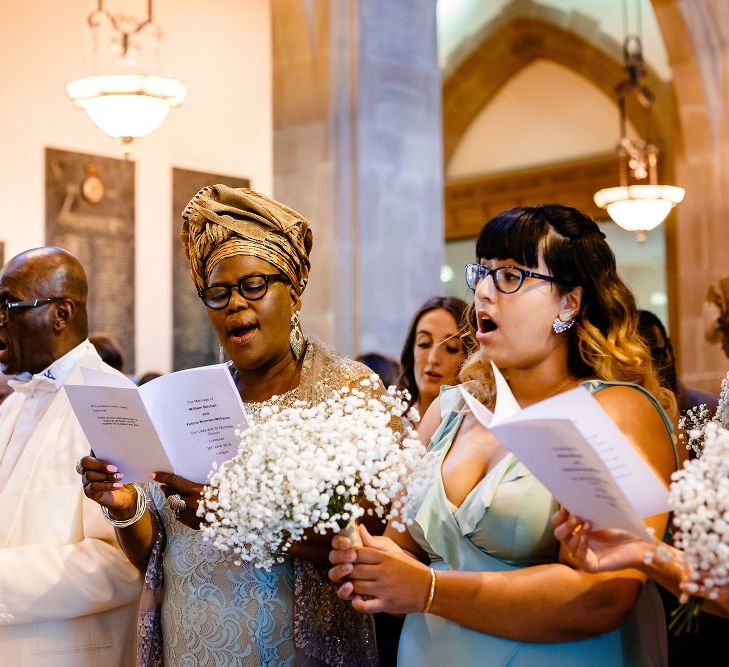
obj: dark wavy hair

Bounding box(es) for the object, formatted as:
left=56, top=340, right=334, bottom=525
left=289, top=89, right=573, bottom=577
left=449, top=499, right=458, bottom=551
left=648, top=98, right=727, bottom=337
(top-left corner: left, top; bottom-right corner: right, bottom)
left=398, top=296, right=471, bottom=409
left=355, top=353, right=401, bottom=388
left=460, top=204, right=666, bottom=407
left=89, top=332, right=124, bottom=373
left=637, top=309, right=679, bottom=394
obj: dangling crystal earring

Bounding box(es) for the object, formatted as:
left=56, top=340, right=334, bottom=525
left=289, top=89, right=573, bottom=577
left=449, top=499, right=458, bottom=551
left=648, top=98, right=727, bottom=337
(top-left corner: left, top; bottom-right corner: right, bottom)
left=290, top=311, right=305, bottom=360
left=218, top=344, right=225, bottom=363
left=552, top=314, right=575, bottom=334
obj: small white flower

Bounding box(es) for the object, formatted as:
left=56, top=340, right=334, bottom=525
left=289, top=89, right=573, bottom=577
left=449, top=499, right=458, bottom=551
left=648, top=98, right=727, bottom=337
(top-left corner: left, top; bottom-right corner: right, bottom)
left=669, top=417, right=729, bottom=600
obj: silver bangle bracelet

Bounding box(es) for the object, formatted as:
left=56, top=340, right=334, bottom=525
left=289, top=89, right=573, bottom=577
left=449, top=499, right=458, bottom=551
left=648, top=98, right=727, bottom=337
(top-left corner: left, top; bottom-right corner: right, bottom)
left=101, top=482, right=147, bottom=528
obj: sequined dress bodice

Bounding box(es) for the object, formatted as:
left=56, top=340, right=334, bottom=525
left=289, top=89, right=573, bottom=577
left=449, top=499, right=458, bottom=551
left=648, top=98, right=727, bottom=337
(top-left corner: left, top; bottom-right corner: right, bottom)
left=148, top=340, right=378, bottom=666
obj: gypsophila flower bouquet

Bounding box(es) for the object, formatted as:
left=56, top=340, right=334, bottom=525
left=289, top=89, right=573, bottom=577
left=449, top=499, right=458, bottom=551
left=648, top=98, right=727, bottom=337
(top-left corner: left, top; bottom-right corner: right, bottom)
left=679, top=370, right=729, bottom=456
left=198, top=376, right=425, bottom=570
left=667, top=424, right=729, bottom=633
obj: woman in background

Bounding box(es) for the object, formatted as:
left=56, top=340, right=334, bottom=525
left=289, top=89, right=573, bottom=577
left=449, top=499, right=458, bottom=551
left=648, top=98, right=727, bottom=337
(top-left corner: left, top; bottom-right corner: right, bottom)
left=398, top=296, right=469, bottom=418
left=89, top=331, right=124, bottom=373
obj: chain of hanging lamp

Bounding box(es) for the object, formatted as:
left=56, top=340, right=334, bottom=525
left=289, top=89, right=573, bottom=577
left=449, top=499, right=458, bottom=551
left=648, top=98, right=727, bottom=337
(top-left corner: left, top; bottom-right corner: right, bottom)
left=592, top=0, right=685, bottom=239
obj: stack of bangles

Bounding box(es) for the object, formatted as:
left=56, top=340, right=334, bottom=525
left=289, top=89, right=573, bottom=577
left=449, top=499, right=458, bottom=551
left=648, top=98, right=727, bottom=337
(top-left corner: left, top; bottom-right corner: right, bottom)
left=101, top=482, right=147, bottom=527
left=423, top=566, right=437, bottom=613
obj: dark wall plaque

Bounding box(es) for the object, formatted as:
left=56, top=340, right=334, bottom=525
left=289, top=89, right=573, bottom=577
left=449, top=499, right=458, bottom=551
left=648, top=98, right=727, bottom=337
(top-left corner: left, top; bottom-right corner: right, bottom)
left=172, top=168, right=249, bottom=371
left=45, top=148, right=135, bottom=372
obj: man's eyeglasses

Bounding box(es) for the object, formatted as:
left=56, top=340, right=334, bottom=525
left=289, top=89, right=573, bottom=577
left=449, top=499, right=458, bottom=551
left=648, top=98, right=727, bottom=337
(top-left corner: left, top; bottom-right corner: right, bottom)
left=464, top=263, right=558, bottom=294
left=0, top=297, right=66, bottom=326
left=198, top=274, right=289, bottom=310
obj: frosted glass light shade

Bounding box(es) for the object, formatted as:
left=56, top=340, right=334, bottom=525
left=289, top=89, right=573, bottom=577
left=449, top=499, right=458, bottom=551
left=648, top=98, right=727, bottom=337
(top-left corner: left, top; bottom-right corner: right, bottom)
left=593, top=185, right=685, bottom=232
left=66, top=74, right=186, bottom=139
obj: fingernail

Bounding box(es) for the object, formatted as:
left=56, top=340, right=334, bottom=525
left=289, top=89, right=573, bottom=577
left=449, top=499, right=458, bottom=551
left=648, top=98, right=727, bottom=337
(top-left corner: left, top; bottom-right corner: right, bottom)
left=149, top=473, right=156, bottom=480
left=106, top=465, right=118, bottom=473
left=114, top=473, right=124, bottom=480
left=113, top=482, right=123, bottom=488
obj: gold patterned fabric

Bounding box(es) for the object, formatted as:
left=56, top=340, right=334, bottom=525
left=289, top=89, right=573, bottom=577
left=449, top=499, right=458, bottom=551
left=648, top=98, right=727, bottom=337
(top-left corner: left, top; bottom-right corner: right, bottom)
left=137, top=338, right=379, bottom=667
left=236, top=338, right=379, bottom=665
left=181, top=185, right=313, bottom=294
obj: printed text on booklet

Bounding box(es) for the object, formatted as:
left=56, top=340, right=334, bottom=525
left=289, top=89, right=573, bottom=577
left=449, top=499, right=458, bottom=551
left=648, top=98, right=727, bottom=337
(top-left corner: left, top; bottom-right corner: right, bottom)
left=459, top=363, right=669, bottom=537
left=65, top=364, right=248, bottom=483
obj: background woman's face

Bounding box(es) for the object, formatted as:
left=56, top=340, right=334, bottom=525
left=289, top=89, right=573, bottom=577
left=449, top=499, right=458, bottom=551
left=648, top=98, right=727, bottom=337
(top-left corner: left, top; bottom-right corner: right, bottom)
left=413, top=308, right=464, bottom=403
left=205, top=254, right=295, bottom=371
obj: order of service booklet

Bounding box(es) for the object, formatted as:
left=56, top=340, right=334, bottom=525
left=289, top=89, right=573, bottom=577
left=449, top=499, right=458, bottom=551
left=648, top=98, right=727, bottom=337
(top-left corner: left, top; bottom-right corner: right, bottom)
left=459, top=363, right=670, bottom=537
left=65, top=364, right=248, bottom=483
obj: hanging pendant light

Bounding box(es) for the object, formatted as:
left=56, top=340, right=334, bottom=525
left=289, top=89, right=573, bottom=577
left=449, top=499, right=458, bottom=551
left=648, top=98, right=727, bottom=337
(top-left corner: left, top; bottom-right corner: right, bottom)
left=594, top=34, right=684, bottom=241
left=66, top=0, right=186, bottom=147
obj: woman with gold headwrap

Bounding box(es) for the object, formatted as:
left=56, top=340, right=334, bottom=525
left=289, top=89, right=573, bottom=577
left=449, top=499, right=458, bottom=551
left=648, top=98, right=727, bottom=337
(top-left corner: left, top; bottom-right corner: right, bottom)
left=80, top=186, right=378, bottom=666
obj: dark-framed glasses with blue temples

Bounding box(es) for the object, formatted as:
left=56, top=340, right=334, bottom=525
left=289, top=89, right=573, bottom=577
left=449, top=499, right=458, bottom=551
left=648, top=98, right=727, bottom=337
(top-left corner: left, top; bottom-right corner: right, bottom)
left=0, top=297, right=66, bottom=326
left=464, top=263, right=559, bottom=294
left=198, top=274, right=289, bottom=310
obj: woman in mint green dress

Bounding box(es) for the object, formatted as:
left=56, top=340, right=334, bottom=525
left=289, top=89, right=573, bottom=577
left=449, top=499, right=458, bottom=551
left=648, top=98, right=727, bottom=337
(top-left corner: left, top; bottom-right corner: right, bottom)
left=329, top=204, right=679, bottom=666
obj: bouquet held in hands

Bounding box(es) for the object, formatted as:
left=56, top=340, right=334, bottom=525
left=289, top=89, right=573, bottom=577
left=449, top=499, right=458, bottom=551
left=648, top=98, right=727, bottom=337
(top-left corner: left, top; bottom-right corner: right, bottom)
left=199, top=376, right=425, bottom=570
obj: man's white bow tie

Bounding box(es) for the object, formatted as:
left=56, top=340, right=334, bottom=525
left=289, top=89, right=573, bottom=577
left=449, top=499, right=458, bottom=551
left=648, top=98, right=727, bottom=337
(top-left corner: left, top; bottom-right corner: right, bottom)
left=7, top=373, right=58, bottom=394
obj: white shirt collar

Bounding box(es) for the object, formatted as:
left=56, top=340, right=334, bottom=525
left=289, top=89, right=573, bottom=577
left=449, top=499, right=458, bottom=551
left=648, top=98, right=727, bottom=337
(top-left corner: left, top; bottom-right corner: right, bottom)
left=7, top=340, right=94, bottom=394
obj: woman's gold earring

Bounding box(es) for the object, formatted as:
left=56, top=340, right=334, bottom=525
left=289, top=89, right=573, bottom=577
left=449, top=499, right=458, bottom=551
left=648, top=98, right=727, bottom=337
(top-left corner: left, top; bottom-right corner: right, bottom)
left=290, top=311, right=304, bottom=360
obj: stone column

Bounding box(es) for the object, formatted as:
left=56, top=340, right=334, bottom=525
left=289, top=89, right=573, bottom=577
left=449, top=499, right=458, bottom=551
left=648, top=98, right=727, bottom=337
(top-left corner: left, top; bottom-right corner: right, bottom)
left=272, top=0, right=444, bottom=358
left=653, top=0, right=729, bottom=389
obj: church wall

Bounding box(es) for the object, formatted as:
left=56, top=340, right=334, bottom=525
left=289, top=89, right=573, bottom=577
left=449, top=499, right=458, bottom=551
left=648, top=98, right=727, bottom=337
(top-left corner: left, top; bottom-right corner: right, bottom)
left=447, top=59, right=625, bottom=178
left=0, top=0, right=273, bottom=375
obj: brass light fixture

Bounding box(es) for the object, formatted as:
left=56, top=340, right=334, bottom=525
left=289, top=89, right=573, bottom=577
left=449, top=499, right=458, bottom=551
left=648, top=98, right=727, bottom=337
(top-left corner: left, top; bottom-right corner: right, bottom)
left=66, top=0, right=186, bottom=147
left=594, top=34, right=684, bottom=241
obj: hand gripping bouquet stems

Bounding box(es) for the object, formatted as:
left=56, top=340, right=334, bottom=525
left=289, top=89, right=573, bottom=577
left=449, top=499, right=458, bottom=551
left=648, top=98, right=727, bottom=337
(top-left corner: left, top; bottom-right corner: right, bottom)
left=198, top=376, right=426, bottom=570
left=667, top=424, right=729, bottom=634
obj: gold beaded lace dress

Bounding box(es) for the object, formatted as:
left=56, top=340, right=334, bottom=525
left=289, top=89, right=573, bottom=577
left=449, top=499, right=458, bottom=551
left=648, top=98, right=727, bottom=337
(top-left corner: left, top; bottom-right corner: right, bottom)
left=137, top=339, right=378, bottom=666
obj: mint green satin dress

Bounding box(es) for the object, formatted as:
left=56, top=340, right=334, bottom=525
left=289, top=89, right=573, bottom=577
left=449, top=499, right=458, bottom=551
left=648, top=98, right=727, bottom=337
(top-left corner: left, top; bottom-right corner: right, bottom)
left=398, top=383, right=676, bottom=667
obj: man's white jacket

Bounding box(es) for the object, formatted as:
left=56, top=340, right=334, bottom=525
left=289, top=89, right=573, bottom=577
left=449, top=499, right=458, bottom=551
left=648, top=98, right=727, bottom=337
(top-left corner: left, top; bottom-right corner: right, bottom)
left=0, top=341, right=142, bottom=666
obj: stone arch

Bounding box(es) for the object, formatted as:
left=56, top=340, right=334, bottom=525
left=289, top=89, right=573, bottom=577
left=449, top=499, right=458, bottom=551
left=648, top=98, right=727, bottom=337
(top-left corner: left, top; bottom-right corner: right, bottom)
left=442, top=15, right=679, bottom=169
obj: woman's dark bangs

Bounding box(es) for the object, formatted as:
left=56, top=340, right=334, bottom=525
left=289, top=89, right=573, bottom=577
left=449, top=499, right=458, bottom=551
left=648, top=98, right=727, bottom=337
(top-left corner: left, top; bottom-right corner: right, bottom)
left=475, top=211, right=545, bottom=268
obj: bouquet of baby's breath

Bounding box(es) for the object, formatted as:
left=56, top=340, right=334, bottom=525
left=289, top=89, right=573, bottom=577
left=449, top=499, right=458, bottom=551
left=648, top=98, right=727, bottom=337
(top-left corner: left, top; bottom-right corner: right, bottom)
left=198, top=376, right=424, bottom=570
left=667, top=424, right=729, bottom=633
left=679, top=371, right=729, bottom=456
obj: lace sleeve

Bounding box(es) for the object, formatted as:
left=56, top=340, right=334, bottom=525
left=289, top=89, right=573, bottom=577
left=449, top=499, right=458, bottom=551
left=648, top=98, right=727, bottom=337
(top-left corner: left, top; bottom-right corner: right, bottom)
left=137, top=483, right=167, bottom=667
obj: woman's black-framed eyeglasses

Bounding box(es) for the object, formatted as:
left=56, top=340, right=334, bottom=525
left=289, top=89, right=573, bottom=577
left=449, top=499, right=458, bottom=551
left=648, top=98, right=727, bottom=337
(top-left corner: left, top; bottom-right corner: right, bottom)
left=198, top=274, right=289, bottom=310
left=464, top=263, right=558, bottom=295
left=0, top=297, right=66, bottom=326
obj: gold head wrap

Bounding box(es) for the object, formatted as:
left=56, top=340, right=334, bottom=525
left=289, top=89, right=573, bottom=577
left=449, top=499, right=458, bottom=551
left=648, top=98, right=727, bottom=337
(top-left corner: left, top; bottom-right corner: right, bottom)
left=180, top=185, right=313, bottom=295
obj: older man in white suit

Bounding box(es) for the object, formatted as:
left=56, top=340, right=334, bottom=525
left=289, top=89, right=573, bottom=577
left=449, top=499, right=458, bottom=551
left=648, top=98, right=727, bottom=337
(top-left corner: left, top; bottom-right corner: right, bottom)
left=0, top=247, right=141, bottom=665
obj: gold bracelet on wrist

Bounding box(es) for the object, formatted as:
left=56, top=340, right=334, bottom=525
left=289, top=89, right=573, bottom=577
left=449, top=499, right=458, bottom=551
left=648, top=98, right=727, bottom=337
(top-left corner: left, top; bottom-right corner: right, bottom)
left=423, top=566, right=437, bottom=613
